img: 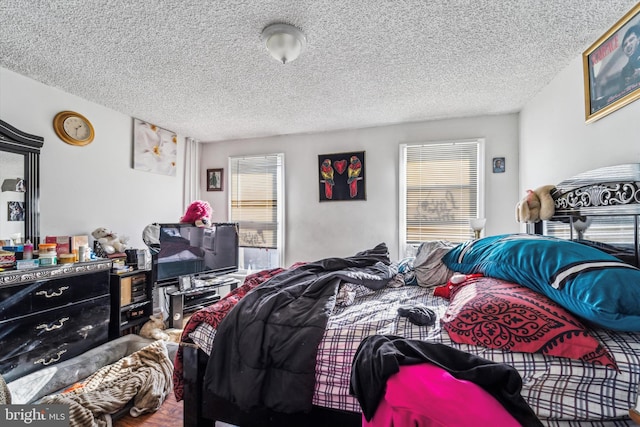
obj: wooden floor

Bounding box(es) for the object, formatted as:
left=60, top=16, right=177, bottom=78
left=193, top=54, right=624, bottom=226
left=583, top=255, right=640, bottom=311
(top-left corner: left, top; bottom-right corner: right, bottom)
left=114, top=392, right=183, bottom=427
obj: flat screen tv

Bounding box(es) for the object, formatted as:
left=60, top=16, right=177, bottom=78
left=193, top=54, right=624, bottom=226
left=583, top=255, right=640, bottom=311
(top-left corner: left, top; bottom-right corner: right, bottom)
left=151, top=222, right=239, bottom=286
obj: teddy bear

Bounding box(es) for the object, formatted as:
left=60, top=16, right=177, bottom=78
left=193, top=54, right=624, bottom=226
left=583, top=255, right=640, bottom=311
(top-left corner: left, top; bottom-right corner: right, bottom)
left=139, top=313, right=182, bottom=343
left=91, top=227, right=129, bottom=254
left=180, top=200, right=213, bottom=227
left=515, top=185, right=557, bottom=223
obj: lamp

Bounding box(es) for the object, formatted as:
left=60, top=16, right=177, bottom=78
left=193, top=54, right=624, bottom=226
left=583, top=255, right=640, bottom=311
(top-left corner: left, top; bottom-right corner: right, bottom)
left=470, top=218, right=487, bottom=239
left=261, top=23, right=306, bottom=64
left=572, top=217, right=592, bottom=240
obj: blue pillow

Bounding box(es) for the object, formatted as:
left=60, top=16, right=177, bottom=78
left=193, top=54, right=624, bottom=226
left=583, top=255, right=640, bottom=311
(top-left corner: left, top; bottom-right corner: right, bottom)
left=441, top=234, right=640, bottom=331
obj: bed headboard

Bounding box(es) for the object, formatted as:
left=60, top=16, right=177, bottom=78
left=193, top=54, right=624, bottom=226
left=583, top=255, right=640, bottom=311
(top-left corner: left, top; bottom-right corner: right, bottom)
left=532, top=163, right=640, bottom=267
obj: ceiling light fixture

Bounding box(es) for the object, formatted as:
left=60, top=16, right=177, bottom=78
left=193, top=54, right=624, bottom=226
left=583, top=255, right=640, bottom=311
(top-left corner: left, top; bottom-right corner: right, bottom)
left=261, top=23, right=306, bottom=64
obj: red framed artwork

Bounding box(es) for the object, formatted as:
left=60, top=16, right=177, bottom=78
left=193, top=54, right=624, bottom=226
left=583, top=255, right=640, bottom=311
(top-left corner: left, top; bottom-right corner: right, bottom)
left=318, top=151, right=366, bottom=202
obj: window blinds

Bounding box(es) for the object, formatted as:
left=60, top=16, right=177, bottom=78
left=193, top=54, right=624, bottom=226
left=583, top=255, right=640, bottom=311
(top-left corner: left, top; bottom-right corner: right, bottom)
left=230, top=154, right=282, bottom=249
left=403, top=141, right=481, bottom=244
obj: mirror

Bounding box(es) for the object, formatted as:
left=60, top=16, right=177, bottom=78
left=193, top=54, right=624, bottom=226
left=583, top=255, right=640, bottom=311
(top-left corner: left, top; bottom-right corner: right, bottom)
left=0, top=120, right=43, bottom=244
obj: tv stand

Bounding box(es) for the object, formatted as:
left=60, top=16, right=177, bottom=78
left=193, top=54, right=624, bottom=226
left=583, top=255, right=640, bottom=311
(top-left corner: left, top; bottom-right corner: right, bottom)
left=168, top=277, right=239, bottom=328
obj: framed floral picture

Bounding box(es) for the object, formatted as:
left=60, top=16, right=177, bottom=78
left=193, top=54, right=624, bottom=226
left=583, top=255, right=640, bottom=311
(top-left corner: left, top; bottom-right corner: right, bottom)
left=133, top=118, right=177, bottom=176
left=318, top=151, right=366, bottom=201
left=207, top=168, right=223, bottom=191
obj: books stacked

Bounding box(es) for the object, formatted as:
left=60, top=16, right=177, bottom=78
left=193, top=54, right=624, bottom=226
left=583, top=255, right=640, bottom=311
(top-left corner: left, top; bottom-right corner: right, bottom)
left=111, top=255, right=132, bottom=274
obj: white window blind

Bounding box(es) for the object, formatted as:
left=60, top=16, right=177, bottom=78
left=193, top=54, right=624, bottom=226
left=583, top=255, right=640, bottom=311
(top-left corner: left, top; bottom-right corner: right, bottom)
left=401, top=140, right=484, bottom=249
left=230, top=154, right=283, bottom=250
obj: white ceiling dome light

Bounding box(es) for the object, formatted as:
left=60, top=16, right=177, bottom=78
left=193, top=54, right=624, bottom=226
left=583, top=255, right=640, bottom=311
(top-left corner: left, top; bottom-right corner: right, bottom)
left=261, top=23, right=306, bottom=64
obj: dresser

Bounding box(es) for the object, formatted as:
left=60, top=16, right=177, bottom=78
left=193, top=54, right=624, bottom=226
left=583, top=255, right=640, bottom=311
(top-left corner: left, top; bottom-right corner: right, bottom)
left=0, top=260, right=112, bottom=382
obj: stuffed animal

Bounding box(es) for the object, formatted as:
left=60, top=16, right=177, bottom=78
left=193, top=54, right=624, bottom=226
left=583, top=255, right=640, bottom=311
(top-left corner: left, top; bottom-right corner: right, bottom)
left=139, top=313, right=182, bottom=343
left=91, top=227, right=129, bottom=254
left=515, top=185, right=556, bottom=223
left=180, top=200, right=213, bottom=227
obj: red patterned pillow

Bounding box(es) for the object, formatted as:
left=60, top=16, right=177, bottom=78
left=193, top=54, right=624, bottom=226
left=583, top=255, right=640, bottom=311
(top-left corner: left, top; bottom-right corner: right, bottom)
left=441, top=276, right=617, bottom=369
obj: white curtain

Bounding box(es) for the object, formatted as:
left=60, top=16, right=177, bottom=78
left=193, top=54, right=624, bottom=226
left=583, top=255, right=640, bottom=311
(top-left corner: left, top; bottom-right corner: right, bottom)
left=183, top=136, right=200, bottom=211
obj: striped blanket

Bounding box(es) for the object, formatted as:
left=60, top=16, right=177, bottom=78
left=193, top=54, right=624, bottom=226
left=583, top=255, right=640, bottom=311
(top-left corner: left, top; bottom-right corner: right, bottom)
left=41, top=339, right=173, bottom=427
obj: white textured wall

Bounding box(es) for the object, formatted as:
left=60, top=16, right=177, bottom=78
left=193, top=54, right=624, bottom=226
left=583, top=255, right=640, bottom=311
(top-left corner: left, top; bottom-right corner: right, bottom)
left=0, top=67, right=185, bottom=249
left=520, top=56, right=640, bottom=198
left=200, top=115, right=520, bottom=266
left=0, top=66, right=521, bottom=262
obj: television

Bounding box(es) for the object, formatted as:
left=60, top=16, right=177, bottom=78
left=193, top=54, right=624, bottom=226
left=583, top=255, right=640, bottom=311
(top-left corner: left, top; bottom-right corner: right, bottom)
left=151, top=222, right=239, bottom=286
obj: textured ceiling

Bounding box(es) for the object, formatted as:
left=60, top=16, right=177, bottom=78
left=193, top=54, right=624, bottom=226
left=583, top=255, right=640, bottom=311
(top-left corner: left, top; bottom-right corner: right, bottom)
left=1, top=1, right=638, bottom=142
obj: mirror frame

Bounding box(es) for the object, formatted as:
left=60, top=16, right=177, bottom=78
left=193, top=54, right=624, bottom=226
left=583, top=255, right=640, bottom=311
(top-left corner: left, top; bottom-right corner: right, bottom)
left=0, top=120, right=43, bottom=243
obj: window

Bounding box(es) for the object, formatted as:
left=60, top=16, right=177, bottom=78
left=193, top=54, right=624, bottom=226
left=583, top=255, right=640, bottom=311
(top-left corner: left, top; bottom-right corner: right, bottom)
left=229, top=154, right=284, bottom=271
left=399, top=139, right=484, bottom=257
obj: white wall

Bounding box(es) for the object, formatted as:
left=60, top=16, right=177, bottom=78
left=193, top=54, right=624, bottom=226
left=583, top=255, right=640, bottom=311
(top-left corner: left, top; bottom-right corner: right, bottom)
left=0, top=67, right=185, bottom=249
left=200, top=114, right=520, bottom=266
left=520, top=56, right=640, bottom=192
left=0, top=66, right=522, bottom=262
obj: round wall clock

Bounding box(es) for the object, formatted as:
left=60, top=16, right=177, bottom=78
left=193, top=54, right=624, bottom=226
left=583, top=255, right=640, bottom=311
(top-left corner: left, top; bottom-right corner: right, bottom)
left=53, top=111, right=95, bottom=146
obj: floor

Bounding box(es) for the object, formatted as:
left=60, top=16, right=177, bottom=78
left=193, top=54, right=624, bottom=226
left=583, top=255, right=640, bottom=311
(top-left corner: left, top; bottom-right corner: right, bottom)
left=114, top=391, right=183, bottom=427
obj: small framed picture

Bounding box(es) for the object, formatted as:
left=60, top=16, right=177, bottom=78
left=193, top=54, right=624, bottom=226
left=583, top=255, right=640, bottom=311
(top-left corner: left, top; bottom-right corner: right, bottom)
left=207, top=168, right=223, bottom=191
left=7, top=201, right=25, bottom=221
left=492, top=157, right=505, bottom=173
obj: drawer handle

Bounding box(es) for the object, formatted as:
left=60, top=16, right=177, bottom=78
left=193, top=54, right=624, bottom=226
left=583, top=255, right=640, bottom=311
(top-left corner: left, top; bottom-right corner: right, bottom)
left=36, top=317, right=70, bottom=332
left=34, top=349, right=67, bottom=366
left=35, top=286, right=70, bottom=298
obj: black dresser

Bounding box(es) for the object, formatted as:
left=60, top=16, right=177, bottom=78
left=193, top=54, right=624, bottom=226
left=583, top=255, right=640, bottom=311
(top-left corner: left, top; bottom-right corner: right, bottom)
left=0, top=260, right=112, bottom=382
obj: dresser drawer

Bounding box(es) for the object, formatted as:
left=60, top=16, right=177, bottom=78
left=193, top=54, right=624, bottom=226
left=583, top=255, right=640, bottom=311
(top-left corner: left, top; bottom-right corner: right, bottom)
left=0, top=295, right=110, bottom=381
left=0, top=270, right=109, bottom=321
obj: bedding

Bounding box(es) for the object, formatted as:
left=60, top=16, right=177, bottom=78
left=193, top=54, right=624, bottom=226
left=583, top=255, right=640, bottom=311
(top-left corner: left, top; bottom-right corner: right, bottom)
left=360, top=363, right=522, bottom=427
left=441, top=233, right=640, bottom=331
left=185, top=279, right=640, bottom=425
left=202, top=243, right=393, bottom=413
left=441, top=275, right=617, bottom=368
left=172, top=267, right=290, bottom=401
left=350, top=335, right=542, bottom=426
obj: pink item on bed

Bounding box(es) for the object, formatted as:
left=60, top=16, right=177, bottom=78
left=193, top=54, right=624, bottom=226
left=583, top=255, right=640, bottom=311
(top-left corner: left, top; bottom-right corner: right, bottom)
left=363, top=363, right=520, bottom=427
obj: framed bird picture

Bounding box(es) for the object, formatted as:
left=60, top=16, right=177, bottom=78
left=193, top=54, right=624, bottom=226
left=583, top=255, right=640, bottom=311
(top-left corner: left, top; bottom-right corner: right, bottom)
left=318, top=151, right=366, bottom=202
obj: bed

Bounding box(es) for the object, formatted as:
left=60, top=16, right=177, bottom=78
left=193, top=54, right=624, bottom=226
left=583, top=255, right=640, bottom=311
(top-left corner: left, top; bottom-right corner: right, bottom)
left=175, top=163, right=640, bottom=427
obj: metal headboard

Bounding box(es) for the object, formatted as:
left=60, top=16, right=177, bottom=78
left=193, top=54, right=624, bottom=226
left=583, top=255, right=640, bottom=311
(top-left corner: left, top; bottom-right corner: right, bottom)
left=530, top=164, right=640, bottom=267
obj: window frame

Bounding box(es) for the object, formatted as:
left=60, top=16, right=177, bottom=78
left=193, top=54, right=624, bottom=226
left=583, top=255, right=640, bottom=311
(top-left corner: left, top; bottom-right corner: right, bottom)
left=399, top=138, right=485, bottom=258
left=228, top=153, right=285, bottom=270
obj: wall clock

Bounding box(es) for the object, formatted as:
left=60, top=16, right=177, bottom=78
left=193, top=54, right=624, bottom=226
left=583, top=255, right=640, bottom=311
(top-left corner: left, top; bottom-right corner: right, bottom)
left=53, top=111, right=95, bottom=146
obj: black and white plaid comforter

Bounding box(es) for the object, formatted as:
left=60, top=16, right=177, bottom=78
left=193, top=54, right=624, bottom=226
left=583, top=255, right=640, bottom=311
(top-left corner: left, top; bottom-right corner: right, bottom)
left=190, top=284, right=640, bottom=426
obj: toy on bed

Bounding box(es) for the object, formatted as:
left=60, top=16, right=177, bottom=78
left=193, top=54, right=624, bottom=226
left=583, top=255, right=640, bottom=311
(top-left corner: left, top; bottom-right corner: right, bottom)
left=180, top=200, right=212, bottom=227
left=515, top=184, right=556, bottom=223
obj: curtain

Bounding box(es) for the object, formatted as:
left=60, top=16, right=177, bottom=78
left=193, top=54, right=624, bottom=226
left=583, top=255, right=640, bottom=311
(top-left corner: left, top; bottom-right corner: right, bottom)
left=182, top=136, right=200, bottom=211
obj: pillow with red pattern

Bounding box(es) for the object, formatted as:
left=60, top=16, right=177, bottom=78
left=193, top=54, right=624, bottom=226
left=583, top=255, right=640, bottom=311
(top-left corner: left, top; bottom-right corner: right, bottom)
left=441, top=276, right=617, bottom=369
